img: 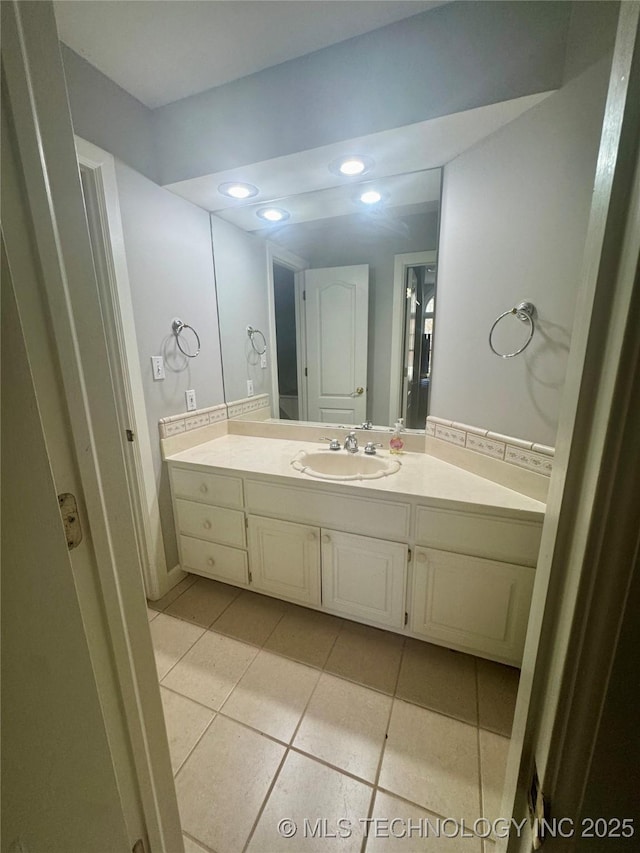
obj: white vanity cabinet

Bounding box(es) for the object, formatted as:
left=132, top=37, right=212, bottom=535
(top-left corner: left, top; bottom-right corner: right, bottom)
left=321, top=530, right=407, bottom=628
left=169, top=467, right=249, bottom=585
left=410, top=548, right=535, bottom=663
left=409, top=505, right=541, bottom=664
left=247, top=515, right=321, bottom=606
left=168, top=457, right=542, bottom=667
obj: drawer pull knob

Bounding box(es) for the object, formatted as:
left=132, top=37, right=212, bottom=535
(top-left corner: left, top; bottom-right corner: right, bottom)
left=200, top=484, right=208, bottom=493
left=417, top=552, right=427, bottom=563
left=306, top=532, right=316, bottom=542
left=207, top=557, right=215, bottom=567
left=203, top=520, right=212, bottom=529
left=322, top=534, right=331, bottom=544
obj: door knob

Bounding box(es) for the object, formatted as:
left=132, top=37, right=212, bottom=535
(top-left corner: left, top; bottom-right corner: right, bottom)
left=199, top=484, right=208, bottom=493
left=322, top=534, right=331, bottom=544
left=306, top=532, right=316, bottom=542
left=207, top=557, right=215, bottom=567
left=203, top=520, right=212, bottom=529
left=417, top=552, right=427, bottom=563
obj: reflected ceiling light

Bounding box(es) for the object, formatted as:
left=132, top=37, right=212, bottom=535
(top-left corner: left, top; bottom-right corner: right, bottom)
left=256, top=207, right=290, bottom=223
left=329, top=155, right=374, bottom=177
left=360, top=189, right=383, bottom=205
left=218, top=181, right=259, bottom=199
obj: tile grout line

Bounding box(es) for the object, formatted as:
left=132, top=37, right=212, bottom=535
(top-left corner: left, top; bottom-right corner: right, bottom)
left=361, top=640, right=406, bottom=853
left=148, top=573, right=198, bottom=614
left=182, top=828, right=219, bottom=853
left=239, top=632, right=348, bottom=851
left=240, top=747, right=291, bottom=853
left=173, top=712, right=218, bottom=783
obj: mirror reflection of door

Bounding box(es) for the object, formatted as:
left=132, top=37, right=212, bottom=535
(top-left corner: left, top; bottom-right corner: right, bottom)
left=270, top=263, right=365, bottom=424
left=402, top=263, right=436, bottom=429
left=305, top=264, right=369, bottom=423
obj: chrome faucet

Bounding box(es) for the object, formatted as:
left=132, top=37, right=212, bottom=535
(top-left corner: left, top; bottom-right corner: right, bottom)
left=344, top=431, right=359, bottom=453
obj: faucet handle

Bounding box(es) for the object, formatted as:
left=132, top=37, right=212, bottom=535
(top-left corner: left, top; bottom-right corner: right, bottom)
left=321, top=437, right=341, bottom=451
left=364, top=441, right=383, bottom=455
left=360, top=421, right=373, bottom=430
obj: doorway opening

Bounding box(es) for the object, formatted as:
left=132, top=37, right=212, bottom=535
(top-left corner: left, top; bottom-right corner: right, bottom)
left=402, top=263, right=436, bottom=429
left=273, top=262, right=300, bottom=420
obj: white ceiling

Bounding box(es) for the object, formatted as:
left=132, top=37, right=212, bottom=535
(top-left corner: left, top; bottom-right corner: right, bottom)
left=54, top=0, right=444, bottom=108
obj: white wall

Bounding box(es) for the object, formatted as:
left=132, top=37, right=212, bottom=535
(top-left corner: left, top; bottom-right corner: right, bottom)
left=154, top=0, right=570, bottom=184
left=431, top=54, right=612, bottom=446
left=210, top=214, right=273, bottom=403
left=115, top=163, right=224, bottom=569
left=61, top=44, right=159, bottom=182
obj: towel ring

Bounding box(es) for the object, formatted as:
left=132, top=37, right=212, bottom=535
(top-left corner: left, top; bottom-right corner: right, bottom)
left=489, top=302, right=536, bottom=358
left=172, top=318, right=201, bottom=358
left=246, top=325, right=267, bottom=355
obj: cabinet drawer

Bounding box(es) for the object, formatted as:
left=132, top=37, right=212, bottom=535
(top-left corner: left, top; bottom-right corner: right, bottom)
left=179, top=535, right=248, bottom=585
left=415, top=505, right=541, bottom=566
left=246, top=479, right=410, bottom=540
left=170, top=466, right=243, bottom=508
left=411, top=547, right=535, bottom=665
left=175, top=499, right=246, bottom=548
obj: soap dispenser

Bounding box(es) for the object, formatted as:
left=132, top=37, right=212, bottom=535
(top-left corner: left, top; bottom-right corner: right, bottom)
left=389, top=418, right=405, bottom=454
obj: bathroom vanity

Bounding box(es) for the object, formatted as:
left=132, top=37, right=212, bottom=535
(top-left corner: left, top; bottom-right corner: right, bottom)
left=166, top=434, right=544, bottom=666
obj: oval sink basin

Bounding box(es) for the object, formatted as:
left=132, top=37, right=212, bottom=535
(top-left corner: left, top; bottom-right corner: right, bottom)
left=291, top=449, right=401, bottom=481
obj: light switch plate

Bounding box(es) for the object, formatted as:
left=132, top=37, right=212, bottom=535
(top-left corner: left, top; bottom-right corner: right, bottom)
left=247, top=379, right=254, bottom=396
left=151, top=356, right=165, bottom=380
left=185, top=389, right=197, bottom=411
left=260, top=353, right=267, bottom=369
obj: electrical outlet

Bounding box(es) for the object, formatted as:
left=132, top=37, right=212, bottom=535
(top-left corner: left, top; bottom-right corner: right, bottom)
left=185, top=389, right=197, bottom=411
left=260, top=353, right=267, bottom=369
left=247, top=379, right=254, bottom=396
left=151, top=356, right=165, bottom=380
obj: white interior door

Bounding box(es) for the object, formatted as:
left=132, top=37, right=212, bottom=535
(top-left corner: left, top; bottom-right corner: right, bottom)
left=304, top=264, right=369, bottom=423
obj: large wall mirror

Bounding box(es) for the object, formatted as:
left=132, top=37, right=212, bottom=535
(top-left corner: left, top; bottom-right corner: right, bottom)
left=211, top=159, right=441, bottom=430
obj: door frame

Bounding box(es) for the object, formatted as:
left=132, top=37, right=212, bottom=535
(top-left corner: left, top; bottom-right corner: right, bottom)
left=390, top=250, right=437, bottom=425
left=505, top=4, right=640, bottom=848
left=76, top=137, right=168, bottom=599
left=266, top=241, right=308, bottom=419
left=1, top=2, right=183, bottom=850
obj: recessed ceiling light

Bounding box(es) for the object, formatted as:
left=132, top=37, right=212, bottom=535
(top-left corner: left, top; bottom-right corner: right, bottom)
left=329, top=155, right=374, bottom=178
left=360, top=189, right=382, bottom=205
left=256, top=207, right=290, bottom=223
left=218, top=181, right=259, bottom=199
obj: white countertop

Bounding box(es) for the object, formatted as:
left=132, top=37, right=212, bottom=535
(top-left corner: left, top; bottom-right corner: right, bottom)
left=167, top=434, right=545, bottom=520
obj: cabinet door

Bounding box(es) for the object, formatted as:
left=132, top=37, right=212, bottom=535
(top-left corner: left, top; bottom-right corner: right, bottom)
left=410, top=547, right=535, bottom=665
left=321, top=530, right=407, bottom=628
left=248, top=516, right=321, bottom=606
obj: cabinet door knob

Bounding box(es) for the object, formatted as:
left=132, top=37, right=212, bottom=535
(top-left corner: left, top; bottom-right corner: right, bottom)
left=203, top=520, right=212, bottom=529
left=306, top=532, right=316, bottom=542
left=200, top=484, right=208, bottom=493
left=416, top=552, right=427, bottom=563
left=321, top=534, right=331, bottom=544
left=207, top=557, right=215, bottom=567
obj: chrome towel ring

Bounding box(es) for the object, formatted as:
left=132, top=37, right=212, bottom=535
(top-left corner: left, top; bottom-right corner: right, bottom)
left=172, top=318, right=201, bottom=358
left=246, top=325, right=267, bottom=355
left=489, top=302, right=536, bottom=358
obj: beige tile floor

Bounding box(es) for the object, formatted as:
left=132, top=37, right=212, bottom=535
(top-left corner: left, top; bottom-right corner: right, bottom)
left=148, top=576, right=519, bottom=853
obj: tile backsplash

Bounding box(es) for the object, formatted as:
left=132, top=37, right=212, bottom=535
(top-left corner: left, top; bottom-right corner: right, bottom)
left=426, top=416, right=554, bottom=477
left=158, top=395, right=270, bottom=439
